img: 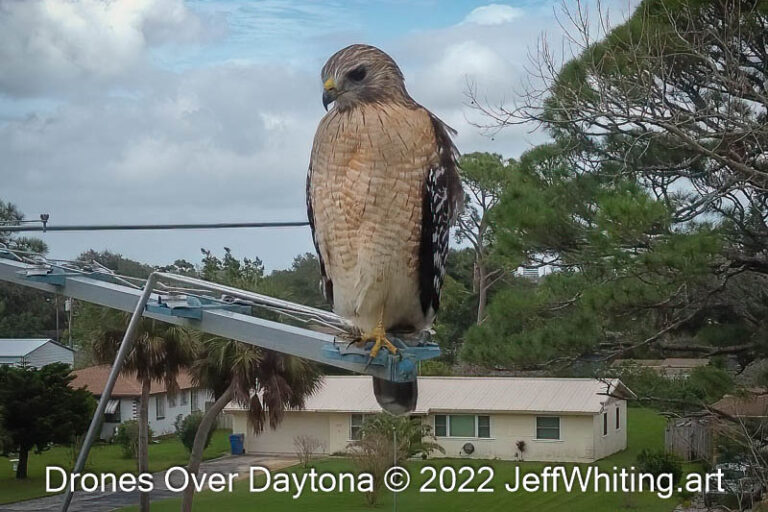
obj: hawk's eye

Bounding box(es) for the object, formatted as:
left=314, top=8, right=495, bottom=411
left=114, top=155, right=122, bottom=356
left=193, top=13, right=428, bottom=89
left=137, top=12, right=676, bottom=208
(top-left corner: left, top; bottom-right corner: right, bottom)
left=347, top=66, right=367, bottom=82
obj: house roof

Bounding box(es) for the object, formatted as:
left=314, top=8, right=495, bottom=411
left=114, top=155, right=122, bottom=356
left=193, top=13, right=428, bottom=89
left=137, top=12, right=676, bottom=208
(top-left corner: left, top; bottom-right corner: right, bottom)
left=225, top=376, right=633, bottom=415
left=0, top=338, right=73, bottom=357
left=712, top=392, right=768, bottom=418
left=71, top=365, right=197, bottom=397
left=611, top=358, right=709, bottom=369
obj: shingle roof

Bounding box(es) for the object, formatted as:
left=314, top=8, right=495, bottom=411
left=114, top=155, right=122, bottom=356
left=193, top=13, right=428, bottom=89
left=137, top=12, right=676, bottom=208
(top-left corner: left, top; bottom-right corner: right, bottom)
left=71, top=365, right=197, bottom=397
left=712, top=392, right=768, bottom=418
left=226, top=376, right=633, bottom=415
left=611, top=358, right=709, bottom=369
left=0, top=338, right=72, bottom=357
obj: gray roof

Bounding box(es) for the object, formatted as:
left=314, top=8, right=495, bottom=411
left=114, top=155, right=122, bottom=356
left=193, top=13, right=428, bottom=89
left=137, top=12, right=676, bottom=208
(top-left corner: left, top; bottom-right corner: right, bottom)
left=0, top=338, right=73, bottom=357
left=227, top=376, right=633, bottom=415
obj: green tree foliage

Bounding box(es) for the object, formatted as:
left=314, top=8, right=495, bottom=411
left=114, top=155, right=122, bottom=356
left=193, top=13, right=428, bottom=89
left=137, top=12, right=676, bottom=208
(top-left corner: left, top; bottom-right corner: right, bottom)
left=176, top=412, right=211, bottom=453
left=265, top=253, right=327, bottom=309
left=455, top=152, right=514, bottom=323
left=460, top=0, right=768, bottom=369
left=462, top=141, right=723, bottom=366
left=348, top=414, right=443, bottom=505
left=0, top=200, right=57, bottom=338
left=356, top=413, right=444, bottom=459
left=0, top=363, right=95, bottom=478
left=636, top=449, right=683, bottom=485
left=77, top=250, right=154, bottom=279
left=114, top=420, right=153, bottom=459
left=612, top=365, right=734, bottom=410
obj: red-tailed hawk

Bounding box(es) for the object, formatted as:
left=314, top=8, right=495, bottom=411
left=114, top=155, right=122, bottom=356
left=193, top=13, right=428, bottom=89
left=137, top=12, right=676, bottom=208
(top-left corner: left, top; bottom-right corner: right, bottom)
left=307, top=44, right=462, bottom=413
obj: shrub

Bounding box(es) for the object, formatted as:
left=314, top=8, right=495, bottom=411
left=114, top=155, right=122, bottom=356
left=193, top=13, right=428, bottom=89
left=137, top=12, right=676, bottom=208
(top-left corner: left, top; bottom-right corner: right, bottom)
left=636, top=449, right=683, bottom=485
left=177, top=412, right=212, bottom=453
left=114, top=420, right=153, bottom=459
left=294, top=435, right=324, bottom=467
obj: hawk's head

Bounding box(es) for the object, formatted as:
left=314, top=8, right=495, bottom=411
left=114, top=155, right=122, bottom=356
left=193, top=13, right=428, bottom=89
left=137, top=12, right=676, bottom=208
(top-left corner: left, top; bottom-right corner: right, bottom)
left=320, top=44, right=409, bottom=111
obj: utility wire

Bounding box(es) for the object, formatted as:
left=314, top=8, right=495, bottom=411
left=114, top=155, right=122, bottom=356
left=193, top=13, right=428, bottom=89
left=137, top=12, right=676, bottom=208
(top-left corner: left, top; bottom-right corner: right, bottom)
left=1, top=221, right=309, bottom=233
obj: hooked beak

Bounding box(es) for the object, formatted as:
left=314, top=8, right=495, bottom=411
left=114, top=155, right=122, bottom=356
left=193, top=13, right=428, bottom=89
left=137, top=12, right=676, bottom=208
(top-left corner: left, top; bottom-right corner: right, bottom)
left=322, top=77, right=337, bottom=111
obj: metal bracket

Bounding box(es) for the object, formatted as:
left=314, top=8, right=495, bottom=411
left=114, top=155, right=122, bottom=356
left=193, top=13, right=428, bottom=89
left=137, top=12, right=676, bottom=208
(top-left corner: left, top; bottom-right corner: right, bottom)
left=146, top=295, right=252, bottom=319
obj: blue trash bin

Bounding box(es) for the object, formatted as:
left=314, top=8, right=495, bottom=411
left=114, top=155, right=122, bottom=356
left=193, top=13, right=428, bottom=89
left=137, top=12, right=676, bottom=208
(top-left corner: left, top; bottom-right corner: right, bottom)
left=229, top=433, right=244, bottom=455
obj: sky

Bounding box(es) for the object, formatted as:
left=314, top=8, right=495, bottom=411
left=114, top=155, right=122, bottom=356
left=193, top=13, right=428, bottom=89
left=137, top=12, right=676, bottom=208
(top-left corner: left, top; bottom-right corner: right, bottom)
left=0, top=0, right=631, bottom=270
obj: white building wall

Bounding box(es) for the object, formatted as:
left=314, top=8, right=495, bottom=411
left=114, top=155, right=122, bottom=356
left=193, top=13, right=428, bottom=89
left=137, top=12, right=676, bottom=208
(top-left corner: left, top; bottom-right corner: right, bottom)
left=232, top=403, right=628, bottom=463
left=592, top=398, right=627, bottom=460
left=427, top=413, right=597, bottom=463
left=149, top=388, right=215, bottom=435
left=237, top=411, right=332, bottom=455
left=95, top=388, right=215, bottom=439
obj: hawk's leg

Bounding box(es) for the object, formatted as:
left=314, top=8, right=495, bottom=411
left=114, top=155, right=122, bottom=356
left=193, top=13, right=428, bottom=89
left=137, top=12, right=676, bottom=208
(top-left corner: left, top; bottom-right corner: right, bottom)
left=360, top=315, right=398, bottom=360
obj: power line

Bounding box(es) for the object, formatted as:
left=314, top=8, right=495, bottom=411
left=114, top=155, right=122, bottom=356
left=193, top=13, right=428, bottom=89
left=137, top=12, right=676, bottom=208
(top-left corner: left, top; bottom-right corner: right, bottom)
left=1, top=221, right=310, bottom=233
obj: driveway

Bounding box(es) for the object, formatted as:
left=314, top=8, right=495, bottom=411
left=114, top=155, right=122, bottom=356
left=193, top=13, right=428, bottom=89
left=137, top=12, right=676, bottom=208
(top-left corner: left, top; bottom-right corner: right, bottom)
left=0, top=455, right=298, bottom=512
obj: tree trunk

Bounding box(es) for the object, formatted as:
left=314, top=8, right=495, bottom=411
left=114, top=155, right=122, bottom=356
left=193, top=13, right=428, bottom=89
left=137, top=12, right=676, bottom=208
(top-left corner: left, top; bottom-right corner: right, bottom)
left=16, top=445, right=29, bottom=479
left=138, top=378, right=151, bottom=512
left=180, top=386, right=234, bottom=512
left=476, top=263, right=487, bottom=325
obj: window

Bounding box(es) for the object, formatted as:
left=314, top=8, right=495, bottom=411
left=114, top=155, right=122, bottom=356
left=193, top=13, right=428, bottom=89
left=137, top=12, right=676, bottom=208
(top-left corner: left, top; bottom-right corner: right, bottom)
left=104, top=401, right=121, bottom=423
left=536, top=416, right=560, bottom=440
left=477, top=416, right=491, bottom=438
left=180, top=390, right=188, bottom=406
left=156, top=395, right=166, bottom=420
left=615, top=407, right=620, bottom=430
left=434, top=415, right=491, bottom=438
left=435, top=415, right=447, bottom=437
left=191, top=389, right=199, bottom=412
left=602, top=412, right=608, bottom=436
left=168, top=393, right=177, bottom=408
left=350, top=414, right=365, bottom=440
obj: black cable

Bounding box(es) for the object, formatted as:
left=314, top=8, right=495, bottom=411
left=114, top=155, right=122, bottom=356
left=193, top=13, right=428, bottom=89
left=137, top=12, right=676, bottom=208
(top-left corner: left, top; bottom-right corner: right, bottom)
left=1, top=221, right=309, bottom=233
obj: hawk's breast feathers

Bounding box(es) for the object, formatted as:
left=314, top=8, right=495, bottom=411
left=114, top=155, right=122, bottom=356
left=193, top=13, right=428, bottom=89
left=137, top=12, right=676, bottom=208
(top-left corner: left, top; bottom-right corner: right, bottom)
left=307, top=101, right=461, bottom=332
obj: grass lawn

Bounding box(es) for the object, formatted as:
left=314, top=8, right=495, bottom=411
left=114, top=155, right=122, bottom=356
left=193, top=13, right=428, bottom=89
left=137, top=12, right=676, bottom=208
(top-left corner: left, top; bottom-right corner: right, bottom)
left=0, top=429, right=231, bottom=504
left=121, top=408, right=696, bottom=512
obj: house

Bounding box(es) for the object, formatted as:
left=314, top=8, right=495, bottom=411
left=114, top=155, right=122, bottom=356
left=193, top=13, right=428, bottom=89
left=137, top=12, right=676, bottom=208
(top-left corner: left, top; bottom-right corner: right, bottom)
left=611, top=358, right=710, bottom=377
left=227, top=376, right=634, bottom=463
left=711, top=389, right=768, bottom=418
left=0, top=338, right=74, bottom=368
left=666, top=390, right=768, bottom=464
left=71, top=365, right=216, bottom=439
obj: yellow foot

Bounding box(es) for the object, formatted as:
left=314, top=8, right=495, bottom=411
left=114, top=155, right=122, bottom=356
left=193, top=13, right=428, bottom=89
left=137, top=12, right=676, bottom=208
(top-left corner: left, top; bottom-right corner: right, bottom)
left=360, top=323, right=398, bottom=359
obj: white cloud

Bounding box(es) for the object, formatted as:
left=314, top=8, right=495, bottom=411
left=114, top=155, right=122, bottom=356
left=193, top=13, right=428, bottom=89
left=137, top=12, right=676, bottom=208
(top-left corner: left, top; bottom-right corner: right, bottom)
left=461, top=4, right=524, bottom=26
left=0, top=0, right=209, bottom=97
left=0, top=0, right=635, bottom=268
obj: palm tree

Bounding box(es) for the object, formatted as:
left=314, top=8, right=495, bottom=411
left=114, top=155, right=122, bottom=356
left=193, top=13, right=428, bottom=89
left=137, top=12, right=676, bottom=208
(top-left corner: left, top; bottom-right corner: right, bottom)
left=180, top=337, right=321, bottom=512
left=88, top=307, right=199, bottom=512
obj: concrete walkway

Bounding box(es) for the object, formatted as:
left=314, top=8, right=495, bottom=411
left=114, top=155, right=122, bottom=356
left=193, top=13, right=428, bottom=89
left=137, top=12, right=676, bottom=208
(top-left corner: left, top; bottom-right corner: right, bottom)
left=0, top=455, right=298, bottom=512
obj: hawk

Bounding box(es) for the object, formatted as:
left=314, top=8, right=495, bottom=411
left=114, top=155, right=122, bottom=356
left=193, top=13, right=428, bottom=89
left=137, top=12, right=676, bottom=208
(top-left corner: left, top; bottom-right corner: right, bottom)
left=307, top=44, right=462, bottom=413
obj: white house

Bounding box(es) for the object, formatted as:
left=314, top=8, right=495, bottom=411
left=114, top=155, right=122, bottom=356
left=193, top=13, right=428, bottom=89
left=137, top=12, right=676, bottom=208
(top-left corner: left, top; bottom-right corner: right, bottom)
left=227, top=376, right=634, bottom=463
left=71, top=365, right=216, bottom=439
left=0, top=338, right=74, bottom=368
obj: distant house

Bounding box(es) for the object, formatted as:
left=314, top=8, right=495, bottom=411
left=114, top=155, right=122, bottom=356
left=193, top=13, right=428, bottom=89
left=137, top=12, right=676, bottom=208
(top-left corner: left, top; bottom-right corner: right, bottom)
left=611, top=358, right=710, bottom=377
left=71, top=365, right=216, bottom=439
left=227, top=376, right=634, bottom=463
left=666, top=390, right=768, bottom=463
left=711, top=389, right=768, bottom=418
left=0, top=338, right=74, bottom=368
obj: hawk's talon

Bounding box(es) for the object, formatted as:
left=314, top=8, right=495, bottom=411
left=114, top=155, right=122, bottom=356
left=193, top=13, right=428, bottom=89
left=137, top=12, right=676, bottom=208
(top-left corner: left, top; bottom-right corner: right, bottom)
left=359, top=321, right=398, bottom=361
